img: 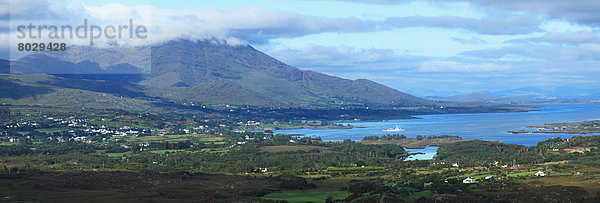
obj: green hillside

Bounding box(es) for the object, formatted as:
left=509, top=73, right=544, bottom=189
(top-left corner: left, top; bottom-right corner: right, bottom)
left=10, top=40, right=431, bottom=108
left=0, top=75, right=153, bottom=111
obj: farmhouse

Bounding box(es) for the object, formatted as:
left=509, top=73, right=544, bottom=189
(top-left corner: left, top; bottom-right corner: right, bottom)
left=462, top=177, right=476, bottom=184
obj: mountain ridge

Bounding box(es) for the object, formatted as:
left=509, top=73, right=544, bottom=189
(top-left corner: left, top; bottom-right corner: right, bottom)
left=425, top=92, right=595, bottom=105
left=9, top=39, right=431, bottom=108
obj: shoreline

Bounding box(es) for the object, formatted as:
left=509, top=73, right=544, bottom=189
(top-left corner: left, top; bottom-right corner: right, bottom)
left=259, top=125, right=368, bottom=131
left=509, top=120, right=600, bottom=135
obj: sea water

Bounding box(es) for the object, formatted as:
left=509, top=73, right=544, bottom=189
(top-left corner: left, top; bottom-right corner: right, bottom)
left=273, top=103, right=600, bottom=159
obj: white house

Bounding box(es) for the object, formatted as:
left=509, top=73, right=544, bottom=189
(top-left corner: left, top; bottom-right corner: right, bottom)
left=463, top=177, right=476, bottom=184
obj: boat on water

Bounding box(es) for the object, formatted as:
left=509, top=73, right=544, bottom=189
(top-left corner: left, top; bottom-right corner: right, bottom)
left=383, top=124, right=405, bottom=132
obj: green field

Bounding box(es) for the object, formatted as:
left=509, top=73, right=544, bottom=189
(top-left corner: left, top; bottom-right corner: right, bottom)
left=35, top=127, right=74, bottom=133
left=409, top=191, right=433, bottom=200
left=106, top=152, right=131, bottom=158
left=119, top=134, right=224, bottom=143
left=149, top=149, right=187, bottom=154
left=198, top=148, right=230, bottom=154
left=473, top=174, right=494, bottom=179
left=88, top=121, right=150, bottom=129
left=327, top=166, right=386, bottom=171
left=261, top=191, right=349, bottom=203
left=507, top=171, right=535, bottom=177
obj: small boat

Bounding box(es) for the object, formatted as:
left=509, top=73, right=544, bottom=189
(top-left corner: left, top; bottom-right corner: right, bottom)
left=383, top=124, right=405, bottom=132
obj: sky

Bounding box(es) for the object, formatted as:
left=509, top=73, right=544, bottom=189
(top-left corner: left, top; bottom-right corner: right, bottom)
left=2, top=0, right=600, bottom=97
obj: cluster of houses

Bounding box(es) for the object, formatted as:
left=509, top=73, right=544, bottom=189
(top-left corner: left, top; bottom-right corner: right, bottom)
left=536, top=125, right=570, bottom=132
left=61, top=118, right=89, bottom=127
left=245, top=121, right=261, bottom=126
left=2, top=116, right=154, bottom=144
left=4, top=120, right=40, bottom=128
left=547, top=146, right=561, bottom=151
left=431, top=160, right=517, bottom=169
left=247, top=167, right=268, bottom=174
left=72, top=136, right=92, bottom=144
left=462, top=175, right=495, bottom=184
left=229, top=134, right=274, bottom=148
left=5, top=137, right=19, bottom=143
left=433, top=160, right=555, bottom=184
left=462, top=171, right=549, bottom=184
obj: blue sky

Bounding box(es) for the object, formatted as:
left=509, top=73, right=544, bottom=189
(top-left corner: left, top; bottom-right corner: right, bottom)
left=4, top=0, right=600, bottom=98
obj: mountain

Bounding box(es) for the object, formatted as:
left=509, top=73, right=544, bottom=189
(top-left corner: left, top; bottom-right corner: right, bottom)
left=9, top=40, right=430, bottom=108
left=425, top=93, right=503, bottom=103
left=426, top=92, right=594, bottom=105
left=403, top=87, right=462, bottom=98
left=489, top=87, right=600, bottom=100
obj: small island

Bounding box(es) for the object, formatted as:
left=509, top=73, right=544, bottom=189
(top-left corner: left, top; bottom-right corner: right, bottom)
left=359, top=134, right=465, bottom=149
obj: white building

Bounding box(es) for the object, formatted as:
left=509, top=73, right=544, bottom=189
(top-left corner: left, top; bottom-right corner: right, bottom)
left=535, top=171, right=547, bottom=177
left=462, top=177, right=476, bottom=184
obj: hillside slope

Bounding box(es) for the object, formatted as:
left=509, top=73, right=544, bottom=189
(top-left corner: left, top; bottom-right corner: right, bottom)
left=10, top=40, right=429, bottom=108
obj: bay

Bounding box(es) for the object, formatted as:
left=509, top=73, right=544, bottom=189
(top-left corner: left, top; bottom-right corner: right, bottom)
left=273, top=103, right=600, bottom=159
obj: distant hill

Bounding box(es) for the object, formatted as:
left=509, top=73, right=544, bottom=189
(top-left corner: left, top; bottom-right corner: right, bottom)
left=9, top=40, right=430, bottom=108
left=425, top=92, right=594, bottom=105
left=425, top=93, right=503, bottom=103
left=0, top=59, right=8, bottom=74
left=489, top=87, right=600, bottom=100
left=0, top=75, right=153, bottom=111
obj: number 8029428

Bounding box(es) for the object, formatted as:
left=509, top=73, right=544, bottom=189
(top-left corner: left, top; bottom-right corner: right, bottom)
left=17, top=43, right=66, bottom=51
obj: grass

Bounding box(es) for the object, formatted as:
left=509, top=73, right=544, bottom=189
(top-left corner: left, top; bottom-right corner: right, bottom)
left=120, top=134, right=224, bottom=143
left=198, top=148, right=230, bottom=154
left=261, top=145, right=328, bottom=153
left=88, top=121, right=150, bottom=129
left=299, top=174, right=331, bottom=179
left=536, top=160, right=568, bottom=165
left=410, top=191, right=432, bottom=199
left=106, top=152, right=131, bottom=159
left=474, top=174, right=494, bottom=179
left=148, top=149, right=186, bottom=154
left=507, top=171, right=535, bottom=177
left=261, top=191, right=349, bottom=203
left=35, top=127, right=74, bottom=133
left=523, top=175, right=600, bottom=197
left=327, top=166, right=385, bottom=171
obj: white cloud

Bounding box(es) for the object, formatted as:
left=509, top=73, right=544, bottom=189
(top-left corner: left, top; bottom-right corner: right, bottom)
left=385, top=15, right=542, bottom=35
left=347, top=0, right=600, bottom=27
left=461, top=43, right=600, bottom=62
left=419, top=60, right=511, bottom=72
left=509, top=32, right=600, bottom=45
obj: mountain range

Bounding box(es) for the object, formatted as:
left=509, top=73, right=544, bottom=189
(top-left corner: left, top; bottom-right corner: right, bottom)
left=3, top=40, right=432, bottom=109
left=425, top=92, right=595, bottom=105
